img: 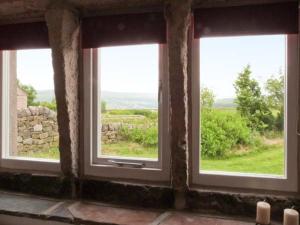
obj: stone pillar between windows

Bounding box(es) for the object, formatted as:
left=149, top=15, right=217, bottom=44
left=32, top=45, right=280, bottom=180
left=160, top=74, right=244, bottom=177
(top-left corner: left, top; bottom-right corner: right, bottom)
left=45, top=3, right=80, bottom=184
left=165, top=0, right=192, bottom=209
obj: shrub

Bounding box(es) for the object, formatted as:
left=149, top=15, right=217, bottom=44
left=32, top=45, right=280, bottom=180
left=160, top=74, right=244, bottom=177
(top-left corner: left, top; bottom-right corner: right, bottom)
left=274, top=108, right=284, bottom=131
left=120, top=125, right=158, bottom=147
left=201, top=109, right=252, bottom=158
left=36, top=99, right=57, bottom=111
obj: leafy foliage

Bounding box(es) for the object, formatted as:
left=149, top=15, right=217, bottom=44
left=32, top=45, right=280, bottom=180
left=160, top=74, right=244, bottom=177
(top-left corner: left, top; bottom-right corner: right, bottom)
left=37, top=99, right=57, bottom=111
left=17, top=79, right=37, bottom=106
left=201, top=87, right=215, bottom=108
left=120, top=124, right=158, bottom=147
left=234, top=65, right=274, bottom=132
left=201, top=109, right=252, bottom=158
left=265, top=74, right=284, bottom=111
left=17, top=80, right=58, bottom=111
left=265, top=74, right=284, bottom=130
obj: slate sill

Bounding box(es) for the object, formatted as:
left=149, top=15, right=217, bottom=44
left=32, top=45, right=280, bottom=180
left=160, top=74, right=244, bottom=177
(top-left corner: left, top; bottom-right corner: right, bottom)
left=0, top=191, right=279, bottom=225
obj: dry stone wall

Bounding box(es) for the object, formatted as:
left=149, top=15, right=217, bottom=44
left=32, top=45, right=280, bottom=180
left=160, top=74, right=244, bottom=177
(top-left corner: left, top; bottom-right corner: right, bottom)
left=17, top=106, right=59, bottom=154
left=101, top=123, right=122, bottom=144
left=17, top=106, right=122, bottom=154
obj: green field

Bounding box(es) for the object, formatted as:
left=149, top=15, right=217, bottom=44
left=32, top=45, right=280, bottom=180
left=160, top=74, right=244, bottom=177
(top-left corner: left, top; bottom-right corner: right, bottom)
left=19, top=108, right=284, bottom=176
left=19, top=147, right=60, bottom=160
left=201, top=142, right=284, bottom=175
left=21, top=141, right=284, bottom=176
left=102, top=142, right=158, bottom=159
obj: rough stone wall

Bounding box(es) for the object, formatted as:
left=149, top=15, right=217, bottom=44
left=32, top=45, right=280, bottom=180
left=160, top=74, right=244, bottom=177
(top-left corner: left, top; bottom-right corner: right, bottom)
left=101, top=123, right=122, bottom=144
left=46, top=2, right=80, bottom=179
left=45, top=1, right=80, bottom=179
left=166, top=0, right=192, bottom=197
left=17, top=106, right=59, bottom=154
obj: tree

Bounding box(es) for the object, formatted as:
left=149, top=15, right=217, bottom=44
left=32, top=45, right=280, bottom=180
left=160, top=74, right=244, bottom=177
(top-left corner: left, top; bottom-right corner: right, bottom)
left=234, top=65, right=274, bottom=132
left=200, top=87, right=215, bottom=109
left=265, top=74, right=284, bottom=130
left=265, top=74, right=284, bottom=110
left=17, top=79, right=37, bottom=106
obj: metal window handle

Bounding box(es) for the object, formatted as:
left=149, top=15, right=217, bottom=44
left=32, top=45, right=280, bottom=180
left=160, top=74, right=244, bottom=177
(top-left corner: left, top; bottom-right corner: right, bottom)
left=108, top=160, right=145, bottom=168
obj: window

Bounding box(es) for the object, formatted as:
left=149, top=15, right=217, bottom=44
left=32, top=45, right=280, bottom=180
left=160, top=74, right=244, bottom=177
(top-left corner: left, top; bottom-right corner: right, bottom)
left=192, top=35, right=298, bottom=191
left=81, top=12, right=168, bottom=181
left=0, top=49, right=59, bottom=172
left=83, top=44, right=170, bottom=181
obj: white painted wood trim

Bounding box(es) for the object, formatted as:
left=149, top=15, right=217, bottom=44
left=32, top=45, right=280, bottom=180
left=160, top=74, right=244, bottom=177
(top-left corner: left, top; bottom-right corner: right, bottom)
left=0, top=50, right=60, bottom=173
left=83, top=45, right=170, bottom=181
left=192, top=35, right=298, bottom=192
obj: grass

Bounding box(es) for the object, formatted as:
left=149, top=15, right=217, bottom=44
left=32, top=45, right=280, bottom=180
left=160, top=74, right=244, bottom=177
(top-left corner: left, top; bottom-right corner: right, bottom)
left=18, top=147, right=60, bottom=160
left=100, top=140, right=284, bottom=175
left=101, top=141, right=158, bottom=159
left=16, top=141, right=284, bottom=176
left=102, top=109, right=158, bottom=125
left=15, top=108, right=285, bottom=176
left=201, top=143, right=284, bottom=175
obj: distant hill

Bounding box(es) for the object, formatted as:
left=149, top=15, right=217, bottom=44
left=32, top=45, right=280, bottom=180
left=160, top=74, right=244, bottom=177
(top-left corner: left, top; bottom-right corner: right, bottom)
left=36, top=90, right=236, bottom=109
left=36, top=90, right=55, bottom=102
left=102, top=91, right=158, bottom=109
left=214, top=98, right=236, bottom=108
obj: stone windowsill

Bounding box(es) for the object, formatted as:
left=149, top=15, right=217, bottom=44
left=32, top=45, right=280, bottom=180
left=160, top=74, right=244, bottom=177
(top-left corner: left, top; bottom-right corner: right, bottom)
left=0, top=191, right=280, bottom=225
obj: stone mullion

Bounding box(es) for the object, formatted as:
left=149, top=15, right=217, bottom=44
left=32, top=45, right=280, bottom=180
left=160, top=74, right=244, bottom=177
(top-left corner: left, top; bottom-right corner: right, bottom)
left=45, top=3, right=80, bottom=185
left=165, top=0, right=192, bottom=209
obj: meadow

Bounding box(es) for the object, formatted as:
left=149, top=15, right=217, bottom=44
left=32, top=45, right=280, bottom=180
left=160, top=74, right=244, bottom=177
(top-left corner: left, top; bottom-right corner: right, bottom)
left=23, top=108, right=284, bottom=176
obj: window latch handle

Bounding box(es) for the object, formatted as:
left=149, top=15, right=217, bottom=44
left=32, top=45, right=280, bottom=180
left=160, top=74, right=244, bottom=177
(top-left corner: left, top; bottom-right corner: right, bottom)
left=108, top=160, right=145, bottom=168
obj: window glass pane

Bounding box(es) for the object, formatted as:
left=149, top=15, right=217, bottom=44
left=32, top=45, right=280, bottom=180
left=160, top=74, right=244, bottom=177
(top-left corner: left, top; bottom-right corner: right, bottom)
left=99, top=44, right=159, bottom=160
left=7, top=49, right=59, bottom=160
left=199, top=35, right=286, bottom=176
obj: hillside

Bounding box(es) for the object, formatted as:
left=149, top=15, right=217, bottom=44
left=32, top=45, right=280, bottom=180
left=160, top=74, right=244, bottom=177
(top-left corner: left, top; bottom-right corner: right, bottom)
left=36, top=90, right=55, bottom=102
left=36, top=90, right=236, bottom=109
left=102, top=91, right=158, bottom=109
left=214, top=98, right=236, bottom=108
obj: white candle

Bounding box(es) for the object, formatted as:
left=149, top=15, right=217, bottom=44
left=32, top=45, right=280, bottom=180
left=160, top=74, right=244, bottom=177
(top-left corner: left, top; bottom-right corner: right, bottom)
left=256, top=201, right=271, bottom=225
left=284, top=209, right=299, bottom=225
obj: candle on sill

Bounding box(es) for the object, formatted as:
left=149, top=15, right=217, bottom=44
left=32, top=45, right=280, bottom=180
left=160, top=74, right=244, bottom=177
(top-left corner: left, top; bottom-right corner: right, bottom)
left=284, top=209, right=299, bottom=225
left=256, top=201, right=271, bottom=225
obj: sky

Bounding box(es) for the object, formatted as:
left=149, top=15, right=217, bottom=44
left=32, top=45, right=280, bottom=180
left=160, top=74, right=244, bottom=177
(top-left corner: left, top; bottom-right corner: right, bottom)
left=17, top=49, right=54, bottom=90
left=200, top=35, right=286, bottom=98
left=16, top=35, right=286, bottom=99
left=100, top=44, right=159, bottom=93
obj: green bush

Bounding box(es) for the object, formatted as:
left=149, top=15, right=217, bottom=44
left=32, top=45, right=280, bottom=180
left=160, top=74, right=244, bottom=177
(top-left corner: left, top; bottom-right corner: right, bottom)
left=108, top=108, right=253, bottom=158
left=36, top=99, right=57, bottom=111
left=201, top=109, right=252, bottom=158
left=120, top=125, right=158, bottom=147
left=274, top=108, right=284, bottom=131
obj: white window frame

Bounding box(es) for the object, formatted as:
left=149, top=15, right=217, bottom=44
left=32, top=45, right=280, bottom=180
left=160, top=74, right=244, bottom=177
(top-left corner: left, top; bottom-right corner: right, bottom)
left=192, top=34, right=298, bottom=192
left=0, top=50, right=60, bottom=173
left=83, top=44, right=170, bottom=181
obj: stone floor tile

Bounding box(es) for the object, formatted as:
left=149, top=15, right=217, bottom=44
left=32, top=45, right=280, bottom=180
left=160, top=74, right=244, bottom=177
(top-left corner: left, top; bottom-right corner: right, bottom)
left=44, top=201, right=74, bottom=222
left=160, top=212, right=254, bottom=225
left=68, top=202, right=161, bottom=225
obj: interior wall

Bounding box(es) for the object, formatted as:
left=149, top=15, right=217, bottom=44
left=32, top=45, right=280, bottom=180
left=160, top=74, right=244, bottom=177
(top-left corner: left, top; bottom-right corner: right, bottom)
left=0, top=0, right=298, bottom=219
